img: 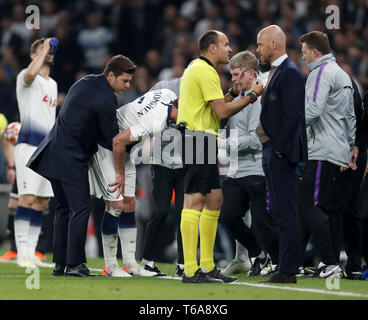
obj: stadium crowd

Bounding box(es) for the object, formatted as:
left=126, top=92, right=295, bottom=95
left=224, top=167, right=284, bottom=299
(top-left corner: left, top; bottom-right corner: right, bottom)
left=0, top=0, right=368, bottom=281
left=0, top=0, right=368, bottom=125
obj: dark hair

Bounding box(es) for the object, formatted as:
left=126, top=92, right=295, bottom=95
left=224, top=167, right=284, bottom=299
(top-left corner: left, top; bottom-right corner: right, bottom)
left=199, top=30, right=219, bottom=53
left=30, top=38, right=46, bottom=55
left=300, top=31, right=330, bottom=55
left=103, top=55, right=137, bottom=77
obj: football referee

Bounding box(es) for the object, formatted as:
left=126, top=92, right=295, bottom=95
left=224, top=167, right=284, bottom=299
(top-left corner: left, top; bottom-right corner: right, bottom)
left=178, top=30, right=263, bottom=283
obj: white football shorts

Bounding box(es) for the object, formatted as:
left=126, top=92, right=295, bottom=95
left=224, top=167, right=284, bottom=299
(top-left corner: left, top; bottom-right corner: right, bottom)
left=89, top=144, right=136, bottom=201
left=14, top=143, right=54, bottom=197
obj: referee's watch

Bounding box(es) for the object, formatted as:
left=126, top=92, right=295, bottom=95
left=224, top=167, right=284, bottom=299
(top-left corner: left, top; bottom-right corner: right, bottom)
left=246, top=91, right=258, bottom=103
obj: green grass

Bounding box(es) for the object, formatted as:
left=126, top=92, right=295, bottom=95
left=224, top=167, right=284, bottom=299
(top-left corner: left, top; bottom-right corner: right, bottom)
left=0, top=254, right=367, bottom=300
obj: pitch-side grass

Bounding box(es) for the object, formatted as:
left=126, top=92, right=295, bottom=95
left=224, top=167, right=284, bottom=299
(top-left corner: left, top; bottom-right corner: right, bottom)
left=0, top=254, right=367, bottom=300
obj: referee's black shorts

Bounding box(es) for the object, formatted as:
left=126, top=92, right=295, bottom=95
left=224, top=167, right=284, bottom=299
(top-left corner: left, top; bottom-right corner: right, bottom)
left=182, top=130, right=220, bottom=195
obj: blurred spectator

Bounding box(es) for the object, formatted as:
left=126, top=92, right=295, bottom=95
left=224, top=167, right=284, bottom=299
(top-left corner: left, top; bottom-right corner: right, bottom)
left=0, top=63, right=18, bottom=122
left=152, top=4, right=179, bottom=50
left=193, top=2, right=224, bottom=41
left=40, top=0, right=59, bottom=38
left=158, top=53, right=186, bottom=80
left=10, top=4, right=32, bottom=55
left=160, top=16, right=193, bottom=67
left=1, top=47, right=21, bottom=82
left=77, top=10, right=113, bottom=72
left=51, top=22, right=84, bottom=93
left=0, top=15, right=23, bottom=58
left=144, top=49, right=161, bottom=82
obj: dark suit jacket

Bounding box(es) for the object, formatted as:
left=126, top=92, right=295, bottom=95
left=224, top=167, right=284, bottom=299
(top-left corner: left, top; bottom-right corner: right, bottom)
left=260, top=57, right=308, bottom=164
left=27, top=74, right=118, bottom=184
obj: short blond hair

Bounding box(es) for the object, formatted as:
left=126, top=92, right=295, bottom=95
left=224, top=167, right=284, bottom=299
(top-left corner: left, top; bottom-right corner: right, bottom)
left=229, top=51, right=259, bottom=73
left=30, top=38, right=46, bottom=55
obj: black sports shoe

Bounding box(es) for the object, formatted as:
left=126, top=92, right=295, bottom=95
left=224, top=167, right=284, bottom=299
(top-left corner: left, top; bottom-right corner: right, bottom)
left=175, top=265, right=184, bottom=277
left=341, top=269, right=362, bottom=280
left=52, top=264, right=66, bottom=276
left=144, top=264, right=166, bottom=276
left=65, top=264, right=101, bottom=277
left=248, top=253, right=271, bottom=276
left=182, top=269, right=223, bottom=283
left=205, top=267, right=238, bottom=283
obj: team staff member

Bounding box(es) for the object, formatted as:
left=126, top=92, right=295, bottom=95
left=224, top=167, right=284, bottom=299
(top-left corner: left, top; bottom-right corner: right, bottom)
left=299, top=31, right=355, bottom=278
left=256, top=25, right=308, bottom=284
left=27, top=55, right=136, bottom=277
left=177, top=30, right=263, bottom=283
left=219, top=51, right=279, bottom=276
left=341, top=76, right=366, bottom=280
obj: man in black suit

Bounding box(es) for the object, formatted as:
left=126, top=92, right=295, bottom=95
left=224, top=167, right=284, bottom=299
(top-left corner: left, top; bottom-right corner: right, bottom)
left=256, top=25, right=308, bottom=283
left=27, top=55, right=136, bottom=277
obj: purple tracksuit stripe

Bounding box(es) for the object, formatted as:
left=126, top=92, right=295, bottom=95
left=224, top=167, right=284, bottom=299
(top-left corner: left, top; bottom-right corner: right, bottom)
left=266, top=183, right=271, bottom=212
left=314, top=160, right=323, bottom=206
left=313, top=62, right=328, bottom=102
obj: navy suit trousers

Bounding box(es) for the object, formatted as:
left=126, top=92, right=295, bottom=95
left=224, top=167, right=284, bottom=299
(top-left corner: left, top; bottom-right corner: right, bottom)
left=262, top=141, right=302, bottom=275
left=50, top=176, right=91, bottom=266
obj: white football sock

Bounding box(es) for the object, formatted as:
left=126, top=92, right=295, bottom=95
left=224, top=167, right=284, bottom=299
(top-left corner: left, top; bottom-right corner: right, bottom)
left=27, top=224, right=41, bottom=259
left=14, top=219, right=30, bottom=260
left=118, top=227, right=137, bottom=268
left=102, top=233, right=119, bottom=269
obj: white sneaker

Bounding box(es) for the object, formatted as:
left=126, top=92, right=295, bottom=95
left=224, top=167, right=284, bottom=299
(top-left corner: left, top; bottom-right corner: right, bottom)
left=103, top=265, right=132, bottom=278
left=124, top=263, right=157, bottom=277
left=222, top=260, right=251, bottom=276
left=261, top=264, right=277, bottom=276
left=316, top=262, right=341, bottom=278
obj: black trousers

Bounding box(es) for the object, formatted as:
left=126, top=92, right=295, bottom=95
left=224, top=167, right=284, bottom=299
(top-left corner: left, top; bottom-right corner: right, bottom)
left=342, top=151, right=367, bottom=271
left=358, top=174, right=368, bottom=265
left=262, top=142, right=302, bottom=275
left=142, top=165, right=185, bottom=264
left=299, top=160, right=346, bottom=266
left=220, top=175, right=279, bottom=262
left=50, top=176, right=91, bottom=266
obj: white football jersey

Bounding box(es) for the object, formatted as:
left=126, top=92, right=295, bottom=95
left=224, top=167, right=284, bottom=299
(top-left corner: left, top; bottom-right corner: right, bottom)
left=16, top=68, right=57, bottom=146
left=117, top=88, right=177, bottom=141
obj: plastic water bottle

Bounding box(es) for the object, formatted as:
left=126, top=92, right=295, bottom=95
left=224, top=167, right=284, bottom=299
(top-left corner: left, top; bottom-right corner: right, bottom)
left=48, top=37, right=59, bottom=56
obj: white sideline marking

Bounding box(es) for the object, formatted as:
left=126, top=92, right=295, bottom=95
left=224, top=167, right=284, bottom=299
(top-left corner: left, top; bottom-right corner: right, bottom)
left=158, top=276, right=368, bottom=299
left=231, top=281, right=368, bottom=299
left=2, top=261, right=367, bottom=299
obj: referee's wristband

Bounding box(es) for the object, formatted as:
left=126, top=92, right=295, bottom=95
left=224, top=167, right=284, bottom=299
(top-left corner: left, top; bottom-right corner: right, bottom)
left=228, top=87, right=238, bottom=98
left=7, top=166, right=15, bottom=170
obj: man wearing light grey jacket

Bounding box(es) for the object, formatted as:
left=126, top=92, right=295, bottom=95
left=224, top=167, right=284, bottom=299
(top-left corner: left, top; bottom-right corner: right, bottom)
left=299, top=31, right=356, bottom=278
left=218, top=51, right=279, bottom=276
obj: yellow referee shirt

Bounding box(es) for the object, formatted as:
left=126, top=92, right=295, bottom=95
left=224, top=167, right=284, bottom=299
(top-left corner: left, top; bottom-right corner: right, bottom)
left=177, top=58, right=224, bottom=135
